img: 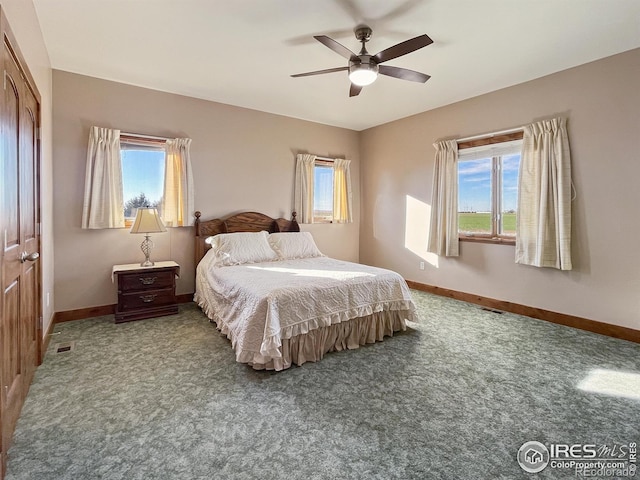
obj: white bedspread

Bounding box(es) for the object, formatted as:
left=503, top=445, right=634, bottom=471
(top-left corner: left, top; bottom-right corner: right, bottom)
left=195, top=252, right=417, bottom=367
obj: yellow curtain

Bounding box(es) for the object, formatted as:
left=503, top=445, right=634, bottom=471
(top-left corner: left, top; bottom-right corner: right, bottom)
left=161, top=138, right=194, bottom=227
left=81, top=126, right=124, bottom=229
left=333, top=158, right=353, bottom=223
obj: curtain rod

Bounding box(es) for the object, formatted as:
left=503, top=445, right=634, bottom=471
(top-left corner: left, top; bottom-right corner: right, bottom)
left=456, top=126, right=524, bottom=143
left=121, top=131, right=170, bottom=142
left=315, top=155, right=346, bottom=162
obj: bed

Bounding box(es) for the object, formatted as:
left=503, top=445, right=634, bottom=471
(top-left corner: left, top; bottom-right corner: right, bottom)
left=193, top=211, right=418, bottom=370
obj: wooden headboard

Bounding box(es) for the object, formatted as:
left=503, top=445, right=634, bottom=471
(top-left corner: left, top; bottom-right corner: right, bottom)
left=194, top=211, right=300, bottom=266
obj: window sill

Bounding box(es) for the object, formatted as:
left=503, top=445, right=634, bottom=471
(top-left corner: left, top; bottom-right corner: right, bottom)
left=459, top=236, right=515, bottom=246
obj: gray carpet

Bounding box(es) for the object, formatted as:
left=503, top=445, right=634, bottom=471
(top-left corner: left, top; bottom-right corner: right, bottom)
left=6, top=291, right=640, bottom=480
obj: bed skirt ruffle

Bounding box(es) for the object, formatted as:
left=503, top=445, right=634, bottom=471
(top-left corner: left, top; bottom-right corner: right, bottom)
left=195, top=289, right=409, bottom=371
left=250, top=310, right=408, bottom=370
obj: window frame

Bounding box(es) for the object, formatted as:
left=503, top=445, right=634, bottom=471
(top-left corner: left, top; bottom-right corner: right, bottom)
left=120, top=134, right=167, bottom=228
left=313, top=158, right=335, bottom=224
left=457, top=131, right=523, bottom=245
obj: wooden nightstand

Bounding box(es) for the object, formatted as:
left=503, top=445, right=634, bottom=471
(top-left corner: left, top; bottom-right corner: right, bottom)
left=112, top=261, right=180, bottom=323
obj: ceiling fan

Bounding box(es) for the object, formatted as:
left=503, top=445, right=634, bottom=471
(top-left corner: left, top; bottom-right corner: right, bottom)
left=291, top=25, right=433, bottom=97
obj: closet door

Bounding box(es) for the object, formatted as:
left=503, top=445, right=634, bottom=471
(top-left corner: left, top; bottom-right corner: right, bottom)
left=0, top=10, right=42, bottom=476
left=20, top=77, right=40, bottom=396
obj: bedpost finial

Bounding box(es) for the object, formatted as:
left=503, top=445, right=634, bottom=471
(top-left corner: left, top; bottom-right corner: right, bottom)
left=292, top=211, right=297, bottom=220
left=194, top=211, right=201, bottom=236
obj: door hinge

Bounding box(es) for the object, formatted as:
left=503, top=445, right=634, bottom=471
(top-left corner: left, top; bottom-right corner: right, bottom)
left=36, top=222, right=41, bottom=235
left=39, top=316, right=43, bottom=329
left=36, top=127, right=41, bottom=140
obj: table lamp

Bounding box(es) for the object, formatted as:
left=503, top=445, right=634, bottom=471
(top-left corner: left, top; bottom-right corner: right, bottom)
left=130, top=207, right=167, bottom=267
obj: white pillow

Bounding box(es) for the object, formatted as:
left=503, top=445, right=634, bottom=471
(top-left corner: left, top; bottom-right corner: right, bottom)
left=268, top=232, right=324, bottom=260
left=206, top=231, right=278, bottom=266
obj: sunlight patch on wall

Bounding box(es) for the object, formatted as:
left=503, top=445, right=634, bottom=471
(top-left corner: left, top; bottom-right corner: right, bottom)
left=577, top=368, right=640, bottom=401
left=405, top=195, right=438, bottom=268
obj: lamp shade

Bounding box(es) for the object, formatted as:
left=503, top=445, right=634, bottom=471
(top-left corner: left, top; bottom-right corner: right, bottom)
left=130, top=208, right=167, bottom=234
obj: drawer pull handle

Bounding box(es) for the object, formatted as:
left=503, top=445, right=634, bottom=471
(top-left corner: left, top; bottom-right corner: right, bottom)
left=139, top=294, right=157, bottom=303
left=139, top=276, right=157, bottom=285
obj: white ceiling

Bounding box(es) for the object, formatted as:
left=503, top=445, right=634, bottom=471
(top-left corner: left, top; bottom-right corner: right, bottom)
left=33, top=0, right=640, bottom=131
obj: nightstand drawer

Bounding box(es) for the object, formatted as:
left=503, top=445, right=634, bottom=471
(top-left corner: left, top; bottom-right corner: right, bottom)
left=119, top=270, right=175, bottom=291
left=118, top=288, right=176, bottom=311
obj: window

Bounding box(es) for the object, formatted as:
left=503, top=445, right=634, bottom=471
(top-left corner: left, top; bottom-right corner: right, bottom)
left=294, top=154, right=352, bottom=224
left=457, top=138, right=522, bottom=241
left=120, top=136, right=166, bottom=225
left=313, top=159, right=334, bottom=223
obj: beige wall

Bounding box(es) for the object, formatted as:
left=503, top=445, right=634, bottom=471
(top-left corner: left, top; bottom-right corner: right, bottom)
left=360, top=48, right=640, bottom=331
left=3, top=2, right=54, bottom=334
left=53, top=49, right=640, bottom=330
left=52, top=71, right=360, bottom=312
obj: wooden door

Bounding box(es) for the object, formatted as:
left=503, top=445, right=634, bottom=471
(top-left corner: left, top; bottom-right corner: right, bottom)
left=0, top=10, right=42, bottom=477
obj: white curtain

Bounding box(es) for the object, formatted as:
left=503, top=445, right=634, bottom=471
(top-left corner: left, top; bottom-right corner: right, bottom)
left=333, top=158, right=353, bottom=223
left=294, top=154, right=316, bottom=223
left=81, top=126, right=124, bottom=229
left=427, top=140, right=459, bottom=256
left=516, top=117, right=572, bottom=270
left=161, top=138, right=195, bottom=227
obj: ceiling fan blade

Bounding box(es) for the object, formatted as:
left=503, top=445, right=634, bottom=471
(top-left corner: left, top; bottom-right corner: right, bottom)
left=334, top=0, right=362, bottom=23
left=291, top=66, right=349, bottom=78
left=378, top=65, right=430, bottom=83
left=376, top=0, right=423, bottom=23
left=373, top=34, right=433, bottom=64
left=314, top=35, right=359, bottom=61
left=349, top=83, right=363, bottom=97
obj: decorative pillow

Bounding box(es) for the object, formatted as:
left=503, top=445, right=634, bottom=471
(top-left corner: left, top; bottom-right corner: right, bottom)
left=268, top=232, right=324, bottom=260
left=206, top=231, right=278, bottom=266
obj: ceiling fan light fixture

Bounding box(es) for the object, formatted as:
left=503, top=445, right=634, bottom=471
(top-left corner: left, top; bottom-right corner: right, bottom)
left=348, top=62, right=378, bottom=86
left=292, top=26, right=432, bottom=97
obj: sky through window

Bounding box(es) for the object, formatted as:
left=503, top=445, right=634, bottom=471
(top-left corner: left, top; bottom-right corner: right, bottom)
left=458, top=154, right=519, bottom=213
